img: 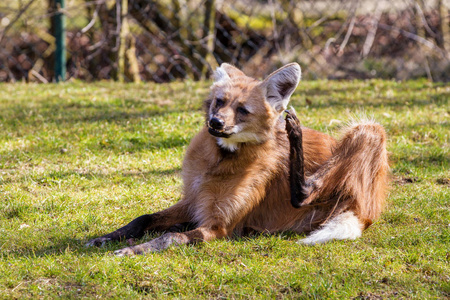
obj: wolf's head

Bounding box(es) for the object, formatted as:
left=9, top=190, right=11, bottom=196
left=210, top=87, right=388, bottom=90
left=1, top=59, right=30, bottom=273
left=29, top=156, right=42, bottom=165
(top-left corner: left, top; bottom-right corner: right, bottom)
left=205, top=63, right=301, bottom=152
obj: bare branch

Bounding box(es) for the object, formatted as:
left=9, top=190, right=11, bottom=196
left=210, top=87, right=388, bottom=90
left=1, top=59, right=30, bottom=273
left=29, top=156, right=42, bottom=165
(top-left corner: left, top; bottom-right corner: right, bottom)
left=376, top=22, right=447, bottom=59
left=338, top=15, right=356, bottom=56
left=80, top=6, right=99, bottom=34
left=414, top=0, right=438, bottom=38
left=0, top=0, right=37, bottom=44
left=361, top=7, right=382, bottom=58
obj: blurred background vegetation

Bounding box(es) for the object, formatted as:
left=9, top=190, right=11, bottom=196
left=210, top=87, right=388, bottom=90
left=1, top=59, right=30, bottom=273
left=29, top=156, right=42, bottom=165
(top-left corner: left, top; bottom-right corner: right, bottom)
left=0, top=0, right=449, bottom=83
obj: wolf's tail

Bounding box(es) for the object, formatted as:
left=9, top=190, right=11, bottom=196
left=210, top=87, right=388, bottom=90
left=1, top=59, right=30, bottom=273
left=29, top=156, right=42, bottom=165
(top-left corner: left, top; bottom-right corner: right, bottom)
left=287, top=115, right=389, bottom=244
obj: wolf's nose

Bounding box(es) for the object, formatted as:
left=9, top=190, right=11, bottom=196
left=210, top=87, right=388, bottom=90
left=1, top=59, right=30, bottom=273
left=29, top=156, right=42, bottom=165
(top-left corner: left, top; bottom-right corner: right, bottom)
left=209, top=117, right=225, bottom=130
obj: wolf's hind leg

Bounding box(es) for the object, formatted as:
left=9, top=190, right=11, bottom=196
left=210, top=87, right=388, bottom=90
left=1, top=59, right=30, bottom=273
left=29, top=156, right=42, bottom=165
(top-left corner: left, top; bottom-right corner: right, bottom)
left=285, top=110, right=311, bottom=208
left=298, top=120, right=389, bottom=244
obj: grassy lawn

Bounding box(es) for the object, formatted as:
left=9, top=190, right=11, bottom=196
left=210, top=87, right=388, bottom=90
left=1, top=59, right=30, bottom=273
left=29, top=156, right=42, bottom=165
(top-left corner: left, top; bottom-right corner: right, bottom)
left=0, top=79, right=448, bottom=298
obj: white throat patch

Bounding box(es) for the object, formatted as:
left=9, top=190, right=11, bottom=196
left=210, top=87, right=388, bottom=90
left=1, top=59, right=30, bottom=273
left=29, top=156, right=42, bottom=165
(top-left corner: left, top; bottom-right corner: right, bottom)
left=216, top=130, right=264, bottom=152
left=217, top=138, right=239, bottom=152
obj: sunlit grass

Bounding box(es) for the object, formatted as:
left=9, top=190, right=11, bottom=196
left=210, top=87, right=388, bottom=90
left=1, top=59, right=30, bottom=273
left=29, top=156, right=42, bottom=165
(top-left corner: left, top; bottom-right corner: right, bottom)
left=0, top=79, right=448, bottom=298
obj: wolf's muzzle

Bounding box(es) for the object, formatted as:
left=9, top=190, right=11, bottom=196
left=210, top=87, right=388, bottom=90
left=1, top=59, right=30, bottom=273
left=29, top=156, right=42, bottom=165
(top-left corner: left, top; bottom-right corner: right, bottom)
left=209, top=117, right=225, bottom=130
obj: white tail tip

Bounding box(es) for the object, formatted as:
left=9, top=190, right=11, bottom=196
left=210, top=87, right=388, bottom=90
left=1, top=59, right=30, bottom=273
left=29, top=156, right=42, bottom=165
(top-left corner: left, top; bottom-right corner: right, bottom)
left=299, top=211, right=363, bottom=245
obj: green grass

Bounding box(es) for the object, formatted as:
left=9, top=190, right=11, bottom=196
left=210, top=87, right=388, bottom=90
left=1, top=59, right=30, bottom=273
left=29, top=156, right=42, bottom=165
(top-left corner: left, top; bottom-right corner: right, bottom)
left=0, top=79, right=448, bottom=299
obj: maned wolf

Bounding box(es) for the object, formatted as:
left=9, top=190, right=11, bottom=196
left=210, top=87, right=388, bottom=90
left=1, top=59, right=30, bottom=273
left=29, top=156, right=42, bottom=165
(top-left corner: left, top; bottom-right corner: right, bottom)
left=86, top=63, right=389, bottom=255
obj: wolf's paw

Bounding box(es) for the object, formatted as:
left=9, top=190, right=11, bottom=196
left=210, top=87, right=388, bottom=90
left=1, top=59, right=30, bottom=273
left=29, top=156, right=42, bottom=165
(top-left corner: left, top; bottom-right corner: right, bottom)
left=285, top=110, right=302, bottom=139
left=85, top=237, right=111, bottom=247
left=114, top=247, right=138, bottom=256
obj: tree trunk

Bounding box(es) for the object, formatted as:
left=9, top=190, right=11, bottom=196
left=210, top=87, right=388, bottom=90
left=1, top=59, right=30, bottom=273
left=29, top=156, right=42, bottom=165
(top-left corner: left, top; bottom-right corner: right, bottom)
left=438, top=0, right=450, bottom=59
left=200, top=0, right=216, bottom=79
left=117, top=0, right=127, bottom=82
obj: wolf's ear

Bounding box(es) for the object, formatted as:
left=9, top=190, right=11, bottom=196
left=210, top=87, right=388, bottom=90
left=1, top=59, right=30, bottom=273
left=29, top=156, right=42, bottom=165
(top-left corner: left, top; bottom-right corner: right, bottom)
left=213, top=63, right=245, bottom=85
left=262, top=63, right=301, bottom=113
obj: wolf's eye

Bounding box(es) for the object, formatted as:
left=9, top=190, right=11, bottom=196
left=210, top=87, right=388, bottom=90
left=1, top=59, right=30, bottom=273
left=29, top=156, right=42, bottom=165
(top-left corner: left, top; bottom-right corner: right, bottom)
left=237, top=106, right=250, bottom=115
left=216, top=98, right=225, bottom=107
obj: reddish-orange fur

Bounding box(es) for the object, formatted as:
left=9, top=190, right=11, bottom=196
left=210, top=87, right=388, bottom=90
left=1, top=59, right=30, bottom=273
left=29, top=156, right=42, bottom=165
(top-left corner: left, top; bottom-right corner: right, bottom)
left=86, top=63, right=389, bottom=255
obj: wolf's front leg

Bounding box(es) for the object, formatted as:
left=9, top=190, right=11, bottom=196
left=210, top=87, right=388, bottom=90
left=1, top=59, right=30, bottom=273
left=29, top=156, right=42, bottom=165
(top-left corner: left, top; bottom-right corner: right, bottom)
left=85, top=203, right=189, bottom=247
left=86, top=214, right=154, bottom=247
left=285, top=110, right=311, bottom=208
left=114, top=226, right=227, bottom=256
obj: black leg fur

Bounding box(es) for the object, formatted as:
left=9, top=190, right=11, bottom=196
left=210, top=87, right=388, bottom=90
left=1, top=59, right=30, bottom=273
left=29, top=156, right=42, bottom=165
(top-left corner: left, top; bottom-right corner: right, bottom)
left=285, top=110, right=311, bottom=208
left=86, top=213, right=196, bottom=247
left=85, top=214, right=156, bottom=247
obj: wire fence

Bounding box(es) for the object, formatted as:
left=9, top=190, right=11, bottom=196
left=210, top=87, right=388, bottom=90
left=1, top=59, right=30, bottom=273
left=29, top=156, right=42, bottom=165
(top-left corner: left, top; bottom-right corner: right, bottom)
left=1, top=0, right=449, bottom=83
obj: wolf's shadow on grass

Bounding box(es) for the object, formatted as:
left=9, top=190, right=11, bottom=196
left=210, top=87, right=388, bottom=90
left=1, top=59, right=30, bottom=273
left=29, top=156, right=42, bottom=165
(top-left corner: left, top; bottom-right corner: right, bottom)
left=10, top=225, right=304, bottom=258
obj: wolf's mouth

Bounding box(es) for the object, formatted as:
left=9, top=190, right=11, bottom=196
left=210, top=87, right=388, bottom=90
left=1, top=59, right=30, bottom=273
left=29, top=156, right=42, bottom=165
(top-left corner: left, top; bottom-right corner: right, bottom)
left=208, top=127, right=232, bottom=138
